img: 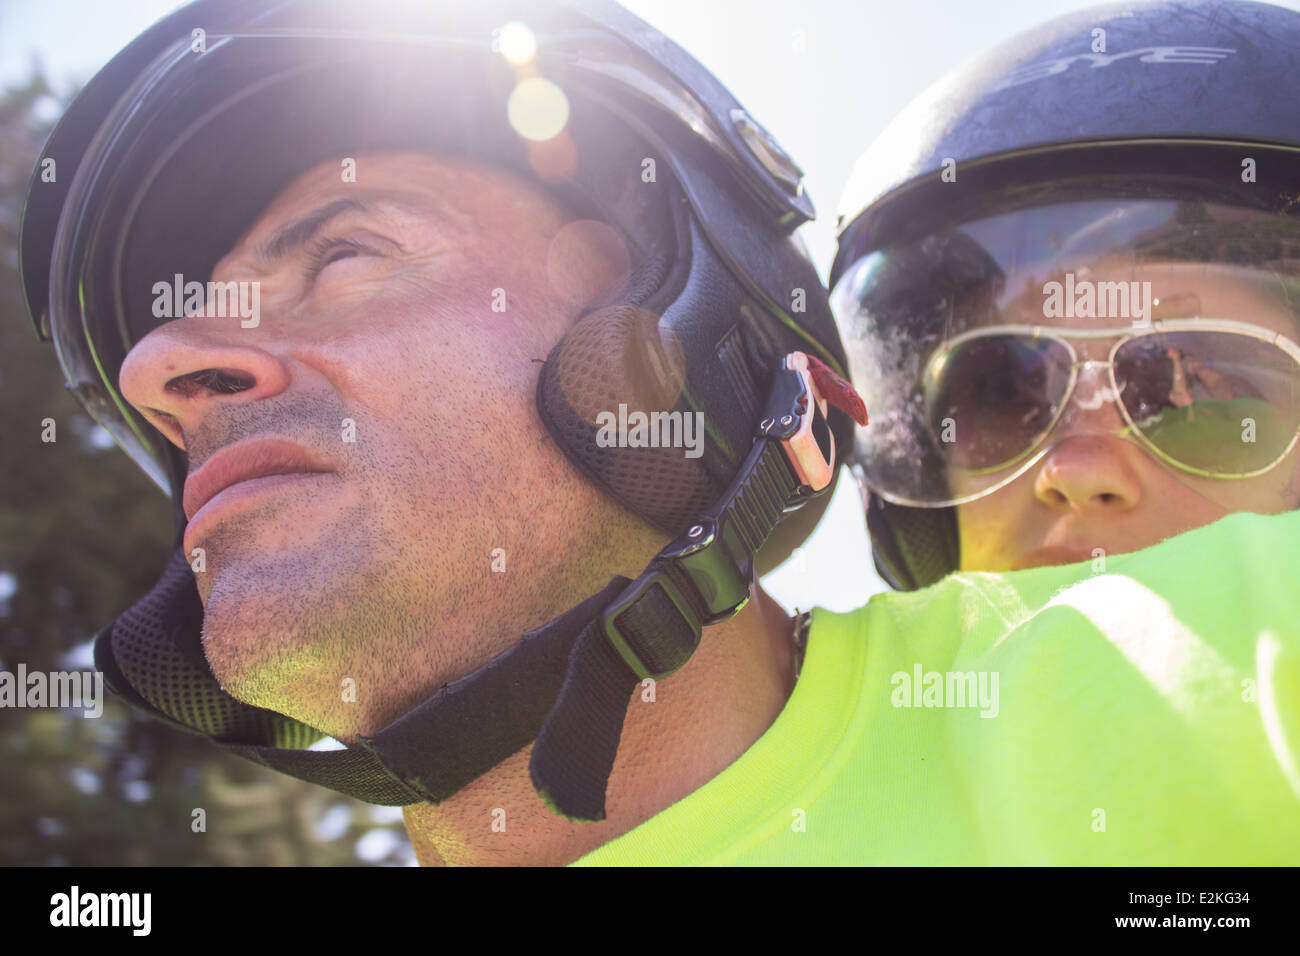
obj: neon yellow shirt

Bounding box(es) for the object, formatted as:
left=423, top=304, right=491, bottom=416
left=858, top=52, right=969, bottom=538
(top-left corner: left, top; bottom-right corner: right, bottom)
left=572, top=509, right=1300, bottom=865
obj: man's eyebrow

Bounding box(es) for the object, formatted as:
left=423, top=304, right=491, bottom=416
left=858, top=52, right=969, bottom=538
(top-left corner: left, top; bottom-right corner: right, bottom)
left=255, top=198, right=376, bottom=265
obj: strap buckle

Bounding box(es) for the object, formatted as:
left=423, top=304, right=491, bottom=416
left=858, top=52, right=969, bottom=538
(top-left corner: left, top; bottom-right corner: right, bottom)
left=600, top=350, right=854, bottom=681
left=758, top=352, right=836, bottom=493
left=601, top=568, right=702, bottom=680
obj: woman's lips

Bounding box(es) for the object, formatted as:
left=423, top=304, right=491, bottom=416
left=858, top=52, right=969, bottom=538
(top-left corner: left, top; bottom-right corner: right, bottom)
left=1012, top=545, right=1097, bottom=570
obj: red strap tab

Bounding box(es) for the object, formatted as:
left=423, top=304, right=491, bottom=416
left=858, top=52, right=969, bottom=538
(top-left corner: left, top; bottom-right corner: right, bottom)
left=806, top=355, right=868, bottom=426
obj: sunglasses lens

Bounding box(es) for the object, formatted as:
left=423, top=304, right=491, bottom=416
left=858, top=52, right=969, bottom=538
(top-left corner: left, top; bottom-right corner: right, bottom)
left=1116, top=332, right=1300, bottom=474
left=925, top=335, right=1073, bottom=470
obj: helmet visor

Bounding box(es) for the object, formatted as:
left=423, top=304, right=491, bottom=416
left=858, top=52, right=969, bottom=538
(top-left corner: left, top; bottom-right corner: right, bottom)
left=42, top=7, right=747, bottom=500
left=831, top=197, right=1300, bottom=508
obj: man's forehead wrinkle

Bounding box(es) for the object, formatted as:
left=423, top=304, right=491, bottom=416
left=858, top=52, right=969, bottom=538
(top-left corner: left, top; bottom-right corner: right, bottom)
left=241, top=183, right=471, bottom=267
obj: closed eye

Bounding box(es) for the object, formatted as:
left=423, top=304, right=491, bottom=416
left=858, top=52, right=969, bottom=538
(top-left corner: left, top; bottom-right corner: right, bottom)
left=303, top=236, right=374, bottom=281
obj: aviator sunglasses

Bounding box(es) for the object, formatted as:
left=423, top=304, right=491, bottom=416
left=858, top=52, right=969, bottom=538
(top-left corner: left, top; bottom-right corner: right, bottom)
left=921, top=318, right=1300, bottom=480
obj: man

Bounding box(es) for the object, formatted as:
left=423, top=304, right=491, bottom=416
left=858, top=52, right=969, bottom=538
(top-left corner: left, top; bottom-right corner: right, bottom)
left=19, top=0, right=860, bottom=865
left=116, top=151, right=829, bottom=865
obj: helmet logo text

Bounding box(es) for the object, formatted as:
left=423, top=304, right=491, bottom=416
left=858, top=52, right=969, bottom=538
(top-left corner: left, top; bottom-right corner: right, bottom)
left=993, top=46, right=1236, bottom=91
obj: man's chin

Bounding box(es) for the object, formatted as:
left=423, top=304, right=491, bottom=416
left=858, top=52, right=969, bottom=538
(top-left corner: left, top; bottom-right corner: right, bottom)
left=196, top=587, right=316, bottom=714
left=200, top=620, right=285, bottom=709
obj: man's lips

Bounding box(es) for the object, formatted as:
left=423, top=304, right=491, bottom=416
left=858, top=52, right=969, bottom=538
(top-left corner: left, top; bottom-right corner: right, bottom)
left=183, top=438, right=333, bottom=521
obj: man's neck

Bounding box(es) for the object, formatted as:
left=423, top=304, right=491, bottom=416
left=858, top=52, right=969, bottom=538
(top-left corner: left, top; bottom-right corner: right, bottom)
left=401, top=583, right=797, bottom=865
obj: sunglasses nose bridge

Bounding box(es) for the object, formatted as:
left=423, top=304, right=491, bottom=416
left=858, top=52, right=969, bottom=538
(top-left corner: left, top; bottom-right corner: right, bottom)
left=1069, top=358, right=1116, bottom=375
left=1067, top=359, right=1119, bottom=398
left=1055, top=358, right=1131, bottom=431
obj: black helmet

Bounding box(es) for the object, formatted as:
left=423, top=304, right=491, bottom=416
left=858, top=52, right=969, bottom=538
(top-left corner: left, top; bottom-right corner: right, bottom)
left=18, top=0, right=855, bottom=818
left=830, top=0, right=1300, bottom=591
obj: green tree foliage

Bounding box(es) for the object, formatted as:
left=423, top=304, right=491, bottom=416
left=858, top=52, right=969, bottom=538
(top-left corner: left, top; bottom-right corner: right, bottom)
left=0, top=72, right=412, bottom=866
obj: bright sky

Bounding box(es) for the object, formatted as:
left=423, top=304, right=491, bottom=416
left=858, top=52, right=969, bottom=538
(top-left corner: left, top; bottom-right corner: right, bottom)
left=5, top=0, right=1299, bottom=610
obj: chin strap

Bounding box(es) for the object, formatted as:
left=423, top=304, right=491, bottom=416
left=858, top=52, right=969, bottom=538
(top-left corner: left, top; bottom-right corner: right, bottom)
left=108, top=352, right=865, bottom=820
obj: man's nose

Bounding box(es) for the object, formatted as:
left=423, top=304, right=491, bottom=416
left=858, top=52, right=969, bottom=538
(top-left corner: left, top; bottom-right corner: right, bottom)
left=118, top=319, right=292, bottom=450
left=1032, top=361, right=1143, bottom=514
